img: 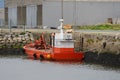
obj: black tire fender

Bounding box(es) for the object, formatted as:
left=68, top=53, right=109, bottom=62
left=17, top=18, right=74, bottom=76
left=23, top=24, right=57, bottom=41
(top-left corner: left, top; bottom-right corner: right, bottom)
left=33, top=53, right=37, bottom=60
left=40, top=55, right=44, bottom=61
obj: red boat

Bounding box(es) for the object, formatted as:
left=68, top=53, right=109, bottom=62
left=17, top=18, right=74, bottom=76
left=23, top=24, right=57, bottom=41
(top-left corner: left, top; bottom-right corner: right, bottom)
left=23, top=19, right=84, bottom=61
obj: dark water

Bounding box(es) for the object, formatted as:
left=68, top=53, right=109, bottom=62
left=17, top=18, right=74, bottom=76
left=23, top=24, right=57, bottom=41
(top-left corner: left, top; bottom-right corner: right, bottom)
left=0, top=56, right=120, bottom=80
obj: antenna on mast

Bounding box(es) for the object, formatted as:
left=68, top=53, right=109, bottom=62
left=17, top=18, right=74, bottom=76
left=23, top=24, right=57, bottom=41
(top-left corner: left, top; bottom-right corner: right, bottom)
left=61, top=0, right=63, bottom=20
left=73, top=0, right=77, bottom=28
left=59, top=0, right=64, bottom=33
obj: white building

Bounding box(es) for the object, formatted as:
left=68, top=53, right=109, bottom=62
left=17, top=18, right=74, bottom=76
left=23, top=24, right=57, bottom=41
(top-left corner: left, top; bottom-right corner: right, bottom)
left=5, top=0, right=42, bottom=28
left=43, top=0, right=120, bottom=28
left=5, top=0, right=120, bottom=28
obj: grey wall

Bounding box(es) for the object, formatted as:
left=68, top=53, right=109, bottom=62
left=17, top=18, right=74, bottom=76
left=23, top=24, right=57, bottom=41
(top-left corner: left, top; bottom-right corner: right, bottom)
left=5, top=0, right=42, bottom=8
left=17, top=6, right=26, bottom=26
left=5, top=8, right=8, bottom=26
left=43, top=1, right=120, bottom=27
left=37, top=5, right=42, bottom=27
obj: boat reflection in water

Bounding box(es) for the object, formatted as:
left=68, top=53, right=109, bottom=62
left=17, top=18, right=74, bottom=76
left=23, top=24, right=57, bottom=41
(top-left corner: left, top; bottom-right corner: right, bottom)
left=0, top=57, right=120, bottom=80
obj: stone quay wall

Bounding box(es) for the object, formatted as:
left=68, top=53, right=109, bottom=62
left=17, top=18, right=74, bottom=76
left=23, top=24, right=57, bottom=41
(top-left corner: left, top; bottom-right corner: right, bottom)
left=73, top=32, right=120, bottom=54
left=1, top=31, right=120, bottom=54
left=34, top=31, right=120, bottom=67
left=73, top=32, right=120, bottom=67
left=32, top=31, right=120, bottom=54
left=0, top=31, right=34, bottom=55
left=0, top=30, right=120, bottom=67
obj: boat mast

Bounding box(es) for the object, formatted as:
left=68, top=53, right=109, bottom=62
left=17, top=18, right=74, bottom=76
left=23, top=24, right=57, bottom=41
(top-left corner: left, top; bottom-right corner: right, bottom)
left=73, top=0, right=77, bottom=27
left=61, top=0, right=63, bottom=20
left=59, top=0, right=64, bottom=37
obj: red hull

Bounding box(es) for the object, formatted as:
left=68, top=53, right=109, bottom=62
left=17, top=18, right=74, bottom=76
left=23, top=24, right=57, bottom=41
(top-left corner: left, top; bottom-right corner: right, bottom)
left=23, top=46, right=84, bottom=61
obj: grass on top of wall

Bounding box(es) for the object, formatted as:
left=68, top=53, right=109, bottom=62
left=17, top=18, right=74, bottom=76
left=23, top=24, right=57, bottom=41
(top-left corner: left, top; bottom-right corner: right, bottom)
left=77, top=24, right=120, bottom=30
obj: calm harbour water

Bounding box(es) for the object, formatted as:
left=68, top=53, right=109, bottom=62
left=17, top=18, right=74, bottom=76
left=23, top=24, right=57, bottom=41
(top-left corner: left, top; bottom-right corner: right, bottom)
left=0, top=56, right=120, bottom=80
